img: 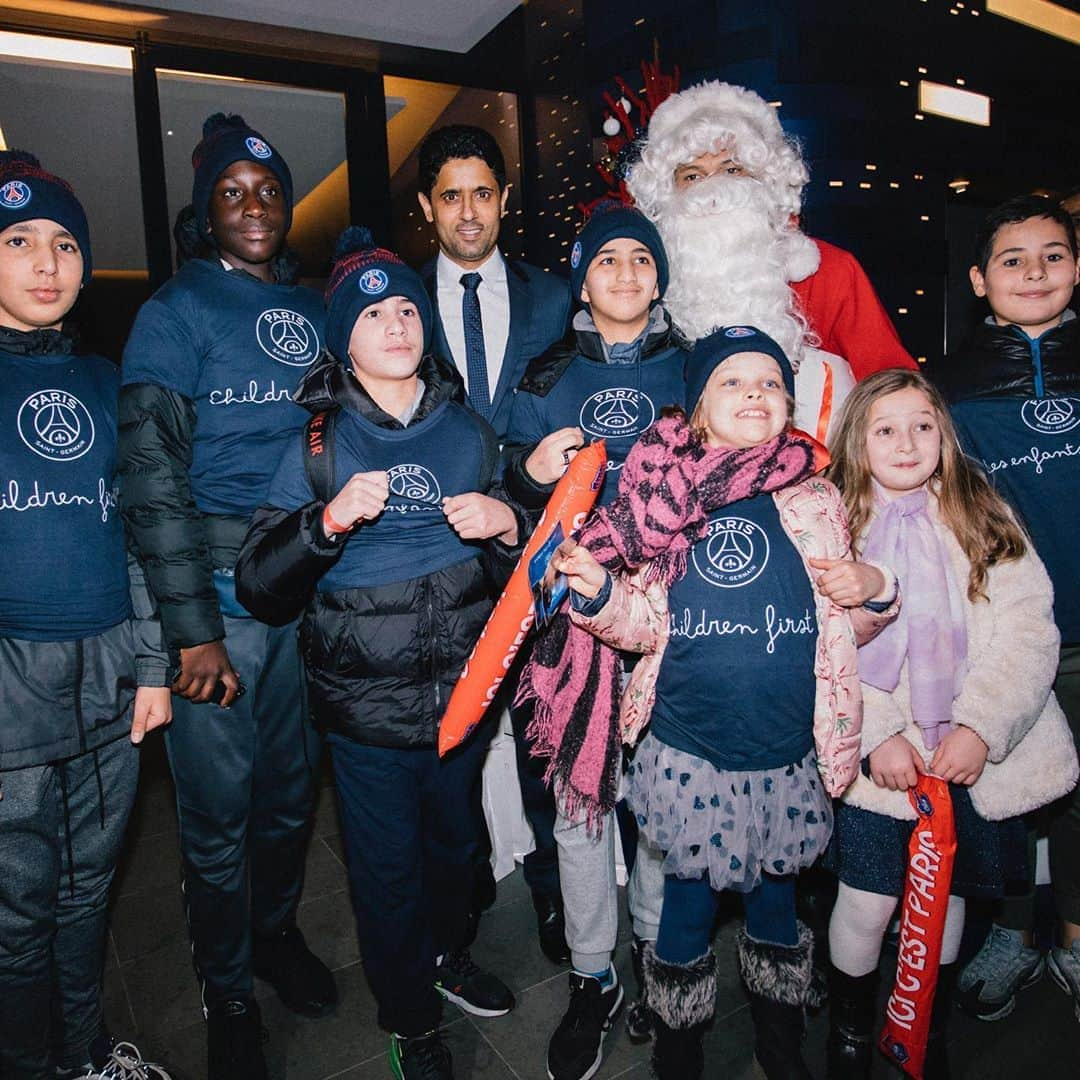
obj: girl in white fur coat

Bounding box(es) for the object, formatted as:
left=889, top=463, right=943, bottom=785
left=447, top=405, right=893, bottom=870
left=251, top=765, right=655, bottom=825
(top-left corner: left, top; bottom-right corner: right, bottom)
left=823, top=369, right=1078, bottom=1080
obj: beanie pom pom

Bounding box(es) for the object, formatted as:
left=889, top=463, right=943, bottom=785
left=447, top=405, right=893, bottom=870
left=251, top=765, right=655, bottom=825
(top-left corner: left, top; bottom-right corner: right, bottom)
left=333, top=225, right=376, bottom=260
left=0, top=149, right=43, bottom=169
left=201, top=112, right=250, bottom=139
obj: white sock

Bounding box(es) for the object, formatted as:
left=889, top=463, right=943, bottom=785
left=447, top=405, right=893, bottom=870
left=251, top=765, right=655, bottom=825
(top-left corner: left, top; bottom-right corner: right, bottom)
left=829, top=883, right=898, bottom=977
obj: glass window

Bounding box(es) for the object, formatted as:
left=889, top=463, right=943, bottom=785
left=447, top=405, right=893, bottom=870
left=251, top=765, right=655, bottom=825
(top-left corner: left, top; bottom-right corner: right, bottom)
left=0, top=32, right=146, bottom=359
left=385, top=77, right=524, bottom=267
left=156, top=70, right=349, bottom=284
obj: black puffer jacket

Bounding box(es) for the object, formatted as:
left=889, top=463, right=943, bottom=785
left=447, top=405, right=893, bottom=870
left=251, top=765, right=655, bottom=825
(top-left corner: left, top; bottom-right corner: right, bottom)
left=235, top=354, right=526, bottom=749
left=929, top=315, right=1080, bottom=403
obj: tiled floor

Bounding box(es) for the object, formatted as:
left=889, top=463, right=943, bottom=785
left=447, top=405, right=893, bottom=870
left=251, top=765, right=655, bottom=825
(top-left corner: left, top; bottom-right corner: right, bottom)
left=106, top=738, right=1078, bottom=1079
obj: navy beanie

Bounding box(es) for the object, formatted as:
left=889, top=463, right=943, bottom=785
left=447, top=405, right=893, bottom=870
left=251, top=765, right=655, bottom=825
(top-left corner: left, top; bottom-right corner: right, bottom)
left=0, top=151, right=92, bottom=284
left=191, top=113, right=294, bottom=240
left=685, top=326, right=796, bottom=414
left=569, top=200, right=669, bottom=306
left=324, top=226, right=433, bottom=364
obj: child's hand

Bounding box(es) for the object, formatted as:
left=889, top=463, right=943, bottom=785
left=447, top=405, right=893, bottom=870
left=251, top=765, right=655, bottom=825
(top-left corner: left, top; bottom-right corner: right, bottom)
left=526, top=427, right=585, bottom=484
left=552, top=538, right=607, bottom=599
left=868, top=734, right=925, bottom=791
left=808, top=557, right=886, bottom=608
left=929, top=726, right=989, bottom=786
left=130, top=686, right=172, bottom=744
left=443, top=493, right=518, bottom=544
left=326, top=470, right=389, bottom=529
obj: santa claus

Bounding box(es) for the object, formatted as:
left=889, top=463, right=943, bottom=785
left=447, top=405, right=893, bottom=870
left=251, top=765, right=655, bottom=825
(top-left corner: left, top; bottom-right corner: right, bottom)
left=627, top=80, right=913, bottom=439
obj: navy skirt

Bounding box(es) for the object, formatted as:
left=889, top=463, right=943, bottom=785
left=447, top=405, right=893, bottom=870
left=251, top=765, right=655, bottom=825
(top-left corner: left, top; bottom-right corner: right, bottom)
left=827, top=783, right=1028, bottom=899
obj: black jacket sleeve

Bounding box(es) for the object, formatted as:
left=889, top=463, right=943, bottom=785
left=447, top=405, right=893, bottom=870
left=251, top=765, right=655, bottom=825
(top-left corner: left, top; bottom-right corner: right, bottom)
left=501, top=444, right=556, bottom=510
left=235, top=503, right=346, bottom=626
left=118, top=382, right=224, bottom=650
left=475, top=420, right=529, bottom=590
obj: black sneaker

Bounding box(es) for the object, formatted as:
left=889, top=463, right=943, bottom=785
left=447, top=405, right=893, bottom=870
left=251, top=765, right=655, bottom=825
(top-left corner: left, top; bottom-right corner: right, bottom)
left=206, top=998, right=268, bottom=1080
left=434, top=949, right=515, bottom=1017
left=547, top=967, right=624, bottom=1080
left=389, top=1029, right=454, bottom=1080
left=252, top=924, right=338, bottom=1018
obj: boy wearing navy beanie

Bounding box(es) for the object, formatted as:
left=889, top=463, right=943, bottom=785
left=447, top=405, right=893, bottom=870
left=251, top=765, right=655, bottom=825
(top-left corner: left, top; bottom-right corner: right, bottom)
left=237, top=227, right=524, bottom=1080
left=502, top=200, right=685, bottom=1079
left=0, top=151, right=173, bottom=1078
left=119, top=115, right=334, bottom=1080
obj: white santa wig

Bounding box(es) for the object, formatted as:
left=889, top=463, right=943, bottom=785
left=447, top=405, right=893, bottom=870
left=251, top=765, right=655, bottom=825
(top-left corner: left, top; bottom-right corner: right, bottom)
left=626, top=81, right=821, bottom=359
left=627, top=80, right=809, bottom=226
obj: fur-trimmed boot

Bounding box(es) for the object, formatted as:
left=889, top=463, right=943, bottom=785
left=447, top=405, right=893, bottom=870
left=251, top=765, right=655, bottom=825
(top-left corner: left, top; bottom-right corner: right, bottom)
left=642, top=943, right=717, bottom=1080
left=736, top=922, right=822, bottom=1080
left=826, top=965, right=879, bottom=1079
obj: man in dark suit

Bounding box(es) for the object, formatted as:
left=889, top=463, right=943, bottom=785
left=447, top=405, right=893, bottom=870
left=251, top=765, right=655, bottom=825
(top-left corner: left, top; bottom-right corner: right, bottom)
left=418, top=126, right=571, bottom=442
left=417, top=125, right=572, bottom=963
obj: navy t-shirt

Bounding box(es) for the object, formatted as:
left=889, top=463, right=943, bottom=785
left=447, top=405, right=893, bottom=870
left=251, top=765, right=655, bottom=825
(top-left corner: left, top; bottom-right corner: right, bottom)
left=121, top=259, right=324, bottom=516
left=651, top=494, right=818, bottom=772
left=267, top=398, right=491, bottom=590
left=952, top=394, right=1080, bottom=643
left=0, top=348, right=131, bottom=640
left=507, top=347, right=685, bottom=506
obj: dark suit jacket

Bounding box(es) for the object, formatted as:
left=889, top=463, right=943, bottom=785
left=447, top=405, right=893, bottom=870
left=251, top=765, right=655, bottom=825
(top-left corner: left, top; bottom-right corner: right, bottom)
left=422, top=254, right=572, bottom=442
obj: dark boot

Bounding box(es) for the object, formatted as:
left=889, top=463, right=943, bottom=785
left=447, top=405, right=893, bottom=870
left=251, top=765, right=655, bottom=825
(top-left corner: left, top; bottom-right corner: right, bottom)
left=924, top=963, right=956, bottom=1080
left=643, top=943, right=717, bottom=1080
left=737, top=922, right=822, bottom=1080
left=826, top=965, right=879, bottom=1079
left=625, top=935, right=655, bottom=1043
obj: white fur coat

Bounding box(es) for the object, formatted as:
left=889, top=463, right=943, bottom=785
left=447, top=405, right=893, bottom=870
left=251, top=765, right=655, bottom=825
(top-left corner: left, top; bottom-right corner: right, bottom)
left=842, top=497, right=1078, bottom=821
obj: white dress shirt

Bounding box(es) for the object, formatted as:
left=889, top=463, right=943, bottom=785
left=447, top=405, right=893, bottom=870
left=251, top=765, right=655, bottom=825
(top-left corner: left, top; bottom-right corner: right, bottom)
left=435, top=249, right=511, bottom=398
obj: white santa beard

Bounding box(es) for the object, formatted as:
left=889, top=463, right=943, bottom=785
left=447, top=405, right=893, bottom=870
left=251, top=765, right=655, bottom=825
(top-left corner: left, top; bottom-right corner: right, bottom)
left=653, top=180, right=817, bottom=364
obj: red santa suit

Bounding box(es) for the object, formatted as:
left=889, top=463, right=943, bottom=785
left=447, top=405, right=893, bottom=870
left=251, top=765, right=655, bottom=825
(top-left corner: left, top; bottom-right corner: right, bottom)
left=792, top=237, right=917, bottom=379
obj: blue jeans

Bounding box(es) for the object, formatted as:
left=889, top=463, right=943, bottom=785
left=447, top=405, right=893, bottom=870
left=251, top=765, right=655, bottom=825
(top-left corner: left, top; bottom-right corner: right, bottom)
left=329, top=726, right=492, bottom=1036
left=656, top=873, right=798, bottom=964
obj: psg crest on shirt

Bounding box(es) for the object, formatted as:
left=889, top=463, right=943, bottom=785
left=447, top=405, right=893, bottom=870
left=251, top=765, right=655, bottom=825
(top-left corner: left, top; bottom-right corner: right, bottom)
left=579, top=387, right=654, bottom=439
left=255, top=309, right=320, bottom=367
left=17, top=389, right=95, bottom=462
left=691, top=516, right=770, bottom=588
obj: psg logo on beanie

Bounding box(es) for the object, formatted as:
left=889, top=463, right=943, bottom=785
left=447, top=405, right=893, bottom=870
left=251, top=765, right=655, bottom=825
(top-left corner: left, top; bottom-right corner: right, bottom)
left=0, top=180, right=32, bottom=209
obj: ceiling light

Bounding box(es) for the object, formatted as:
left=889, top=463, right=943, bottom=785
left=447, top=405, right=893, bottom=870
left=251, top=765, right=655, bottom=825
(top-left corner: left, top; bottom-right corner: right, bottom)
left=0, top=30, right=131, bottom=71
left=918, top=80, right=991, bottom=126
left=987, top=0, right=1080, bottom=45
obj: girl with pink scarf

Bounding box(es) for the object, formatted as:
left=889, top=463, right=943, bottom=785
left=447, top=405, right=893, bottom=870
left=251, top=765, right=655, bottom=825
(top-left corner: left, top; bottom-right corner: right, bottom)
left=520, top=327, right=897, bottom=1079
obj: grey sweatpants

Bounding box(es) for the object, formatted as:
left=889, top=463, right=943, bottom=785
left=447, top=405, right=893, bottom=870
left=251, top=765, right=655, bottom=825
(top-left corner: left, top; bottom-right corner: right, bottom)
left=0, top=734, right=139, bottom=1078
left=554, top=784, right=666, bottom=973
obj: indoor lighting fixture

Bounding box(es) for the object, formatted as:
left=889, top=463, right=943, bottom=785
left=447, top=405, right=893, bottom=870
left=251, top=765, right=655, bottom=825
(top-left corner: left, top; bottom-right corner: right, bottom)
left=918, top=80, right=991, bottom=126
left=0, top=30, right=132, bottom=71
left=0, top=124, right=6, bottom=152
left=987, top=0, right=1080, bottom=45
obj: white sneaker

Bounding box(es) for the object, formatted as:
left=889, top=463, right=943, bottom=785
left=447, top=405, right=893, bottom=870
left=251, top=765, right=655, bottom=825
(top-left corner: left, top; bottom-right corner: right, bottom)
left=956, top=924, right=1044, bottom=1020
left=1049, top=940, right=1080, bottom=1023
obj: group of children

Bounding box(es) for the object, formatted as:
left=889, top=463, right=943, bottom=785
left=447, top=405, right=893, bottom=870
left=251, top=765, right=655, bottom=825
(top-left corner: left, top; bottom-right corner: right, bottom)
left=0, top=113, right=1078, bottom=1080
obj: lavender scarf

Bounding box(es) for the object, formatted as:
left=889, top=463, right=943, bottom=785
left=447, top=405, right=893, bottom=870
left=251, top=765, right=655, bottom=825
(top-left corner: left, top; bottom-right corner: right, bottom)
left=859, top=485, right=968, bottom=750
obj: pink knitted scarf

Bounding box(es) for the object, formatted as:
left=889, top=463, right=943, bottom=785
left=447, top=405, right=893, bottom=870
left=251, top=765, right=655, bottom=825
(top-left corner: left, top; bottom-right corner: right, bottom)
left=517, top=415, right=822, bottom=829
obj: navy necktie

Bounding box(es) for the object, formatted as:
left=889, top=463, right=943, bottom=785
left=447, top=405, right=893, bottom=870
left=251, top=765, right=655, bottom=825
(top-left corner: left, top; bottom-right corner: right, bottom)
left=460, top=272, right=492, bottom=420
